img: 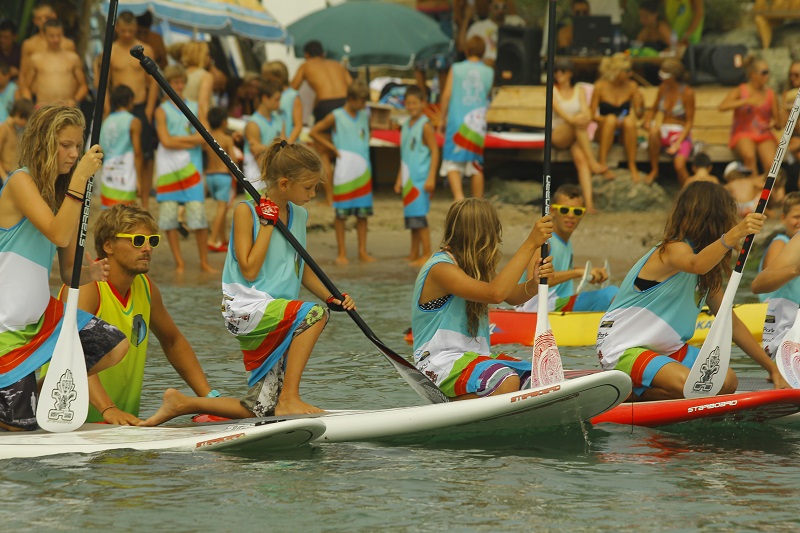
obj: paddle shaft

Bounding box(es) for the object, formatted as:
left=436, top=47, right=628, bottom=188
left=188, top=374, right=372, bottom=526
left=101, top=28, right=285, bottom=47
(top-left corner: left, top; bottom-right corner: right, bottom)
left=539, top=0, right=557, bottom=285
left=131, top=47, right=448, bottom=404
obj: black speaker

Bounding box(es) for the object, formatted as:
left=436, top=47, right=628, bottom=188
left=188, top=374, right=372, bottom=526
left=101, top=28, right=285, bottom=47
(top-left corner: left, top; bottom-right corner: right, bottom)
left=685, top=44, right=747, bottom=86
left=495, top=26, right=543, bottom=86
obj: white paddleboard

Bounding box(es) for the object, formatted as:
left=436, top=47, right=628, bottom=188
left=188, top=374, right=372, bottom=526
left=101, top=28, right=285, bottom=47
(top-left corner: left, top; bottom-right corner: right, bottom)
left=195, top=371, right=632, bottom=444
left=0, top=418, right=325, bottom=460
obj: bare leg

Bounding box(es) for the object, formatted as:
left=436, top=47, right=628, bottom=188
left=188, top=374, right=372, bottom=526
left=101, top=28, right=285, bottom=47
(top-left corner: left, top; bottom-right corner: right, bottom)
left=447, top=170, right=465, bottom=201
left=597, top=116, right=617, bottom=180
left=734, top=138, right=758, bottom=175
left=471, top=168, right=485, bottom=198
left=141, top=390, right=252, bottom=426
left=165, top=228, right=185, bottom=273
left=315, top=139, right=334, bottom=205
left=407, top=228, right=421, bottom=261
left=571, top=143, right=595, bottom=213
left=356, top=216, right=376, bottom=262
left=674, top=154, right=689, bottom=186
left=195, top=228, right=217, bottom=272
left=274, top=316, right=329, bottom=416
left=575, top=127, right=606, bottom=174
left=640, top=362, right=738, bottom=401
left=409, top=227, right=432, bottom=267
left=756, top=139, right=779, bottom=175
left=208, top=200, right=228, bottom=246
left=552, top=122, right=576, bottom=150
left=140, top=159, right=154, bottom=211
left=452, top=374, right=521, bottom=401
left=87, top=338, right=129, bottom=374
left=646, top=125, right=660, bottom=184
left=334, top=216, right=348, bottom=264
left=622, top=116, right=640, bottom=183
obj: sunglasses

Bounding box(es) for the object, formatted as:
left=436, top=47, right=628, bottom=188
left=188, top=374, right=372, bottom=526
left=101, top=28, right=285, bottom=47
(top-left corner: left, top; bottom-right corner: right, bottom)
left=761, top=69, right=770, bottom=75
left=116, top=233, right=161, bottom=248
left=551, top=204, right=586, bottom=217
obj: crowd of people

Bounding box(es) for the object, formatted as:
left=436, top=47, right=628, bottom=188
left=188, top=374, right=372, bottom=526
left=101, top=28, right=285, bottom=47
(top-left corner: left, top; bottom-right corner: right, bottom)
left=0, top=1, right=799, bottom=433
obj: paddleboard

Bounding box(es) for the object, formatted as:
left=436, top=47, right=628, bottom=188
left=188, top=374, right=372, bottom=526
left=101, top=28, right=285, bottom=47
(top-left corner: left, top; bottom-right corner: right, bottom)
left=404, top=303, right=767, bottom=347
left=561, top=370, right=800, bottom=427
left=0, top=418, right=326, bottom=460
left=193, top=371, right=632, bottom=444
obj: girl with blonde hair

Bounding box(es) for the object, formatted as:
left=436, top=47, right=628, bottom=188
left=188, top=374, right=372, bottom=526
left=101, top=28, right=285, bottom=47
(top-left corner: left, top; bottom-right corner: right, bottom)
left=411, top=198, right=553, bottom=399
left=180, top=40, right=214, bottom=122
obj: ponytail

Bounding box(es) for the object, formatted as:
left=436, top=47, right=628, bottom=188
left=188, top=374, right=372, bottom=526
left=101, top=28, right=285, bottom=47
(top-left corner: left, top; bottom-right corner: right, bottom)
left=259, top=138, right=324, bottom=191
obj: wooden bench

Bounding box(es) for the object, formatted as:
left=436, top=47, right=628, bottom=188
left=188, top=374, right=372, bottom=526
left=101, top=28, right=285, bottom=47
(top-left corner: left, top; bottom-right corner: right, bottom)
left=753, top=0, right=800, bottom=48
left=485, top=84, right=736, bottom=166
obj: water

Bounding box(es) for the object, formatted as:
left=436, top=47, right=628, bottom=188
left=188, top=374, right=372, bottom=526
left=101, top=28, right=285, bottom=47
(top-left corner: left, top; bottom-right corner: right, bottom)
left=3, top=273, right=800, bottom=532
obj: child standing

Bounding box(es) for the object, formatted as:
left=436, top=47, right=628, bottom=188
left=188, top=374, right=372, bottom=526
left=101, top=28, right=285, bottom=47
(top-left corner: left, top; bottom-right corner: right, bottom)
left=0, top=61, right=17, bottom=123
left=154, top=64, right=214, bottom=273
left=596, top=181, right=787, bottom=401
left=394, top=85, right=439, bottom=267
left=412, top=198, right=553, bottom=399
left=242, top=79, right=284, bottom=193
left=221, top=139, right=354, bottom=415
left=98, top=84, right=143, bottom=209
left=205, top=106, right=235, bottom=253
left=0, top=105, right=128, bottom=431
left=310, top=81, right=375, bottom=264
left=0, top=98, right=33, bottom=185
left=262, top=61, right=303, bottom=144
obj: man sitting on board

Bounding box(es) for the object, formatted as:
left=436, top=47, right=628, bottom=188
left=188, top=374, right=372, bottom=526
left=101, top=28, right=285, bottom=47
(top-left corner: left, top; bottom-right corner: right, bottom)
left=517, top=184, right=618, bottom=313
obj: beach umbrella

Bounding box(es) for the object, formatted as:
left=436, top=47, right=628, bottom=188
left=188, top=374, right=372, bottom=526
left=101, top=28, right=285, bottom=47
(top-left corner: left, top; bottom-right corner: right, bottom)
left=287, top=1, right=451, bottom=68
left=101, top=0, right=287, bottom=41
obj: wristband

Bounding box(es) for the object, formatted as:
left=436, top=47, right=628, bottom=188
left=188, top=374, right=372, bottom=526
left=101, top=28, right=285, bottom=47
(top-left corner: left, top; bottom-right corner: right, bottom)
left=720, top=233, right=734, bottom=251
left=65, top=191, right=84, bottom=203
left=206, top=389, right=221, bottom=398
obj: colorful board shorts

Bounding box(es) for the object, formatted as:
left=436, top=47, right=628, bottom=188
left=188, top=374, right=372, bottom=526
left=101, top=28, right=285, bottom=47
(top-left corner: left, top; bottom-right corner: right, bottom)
left=614, top=344, right=700, bottom=397
left=239, top=305, right=328, bottom=416
left=335, top=206, right=373, bottom=219
left=0, top=315, right=126, bottom=431
left=433, top=352, right=531, bottom=398
left=206, top=172, right=232, bottom=202
left=158, top=200, right=208, bottom=231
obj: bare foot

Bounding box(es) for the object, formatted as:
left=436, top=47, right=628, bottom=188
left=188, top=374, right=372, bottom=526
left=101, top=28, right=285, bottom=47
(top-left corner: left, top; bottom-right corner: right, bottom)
left=140, top=388, right=187, bottom=426
left=200, top=262, right=219, bottom=273
left=603, top=169, right=616, bottom=181
left=643, top=171, right=658, bottom=185
left=590, top=162, right=608, bottom=175
left=587, top=206, right=598, bottom=215
left=630, top=168, right=642, bottom=184
left=175, top=263, right=185, bottom=274
left=359, top=253, right=377, bottom=263
left=408, top=257, right=428, bottom=267
left=334, top=255, right=349, bottom=265
left=274, top=395, right=325, bottom=416
left=405, top=255, right=419, bottom=262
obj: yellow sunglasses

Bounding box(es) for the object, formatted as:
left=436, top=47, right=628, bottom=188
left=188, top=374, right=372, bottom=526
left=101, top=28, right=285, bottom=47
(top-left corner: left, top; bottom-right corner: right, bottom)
left=116, top=233, right=161, bottom=248
left=551, top=204, right=586, bottom=217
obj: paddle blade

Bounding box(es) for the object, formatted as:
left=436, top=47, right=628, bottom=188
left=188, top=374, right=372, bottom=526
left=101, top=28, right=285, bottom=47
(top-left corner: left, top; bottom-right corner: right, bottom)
left=531, top=282, right=564, bottom=387
left=600, top=259, right=610, bottom=289
left=776, top=309, right=800, bottom=388
left=35, top=291, right=89, bottom=432
left=684, top=293, right=736, bottom=398
left=575, top=260, right=593, bottom=294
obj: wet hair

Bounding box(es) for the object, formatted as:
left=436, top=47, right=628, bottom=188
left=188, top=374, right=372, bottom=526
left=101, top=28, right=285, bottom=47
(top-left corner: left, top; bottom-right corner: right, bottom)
left=553, top=183, right=583, bottom=202
left=346, top=80, right=370, bottom=102
left=18, top=105, right=85, bottom=212
left=691, top=152, right=712, bottom=169
left=465, top=35, right=486, bottom=59
left=110, top=84, right=134, bottom=110
left=163, top=64, right=187, bottom=83
left=208, top=106, right=227, bottom=129
left=10, top=98, right=34, bottom=119
left=404, top=85, right=425, bottom=102
left=261, top=60, right=289, bottom=87
left=440, top=198, right=503, bottom=337
left=658, top=181, right=738, bottom=298
left=117, top=11, right=137, bottom=26
left=304, top=40, right=324, bottom=58
left=259, top=138, right=323, bottom=192
left=94, top=204, right=159, bottom=258
left=783, top=191, right=800, bottom=215
left=181, top=40, right=210, bottom=68
left=42, top=18, right=63, bottom=32
left=599, top=52, right=632, bottom=81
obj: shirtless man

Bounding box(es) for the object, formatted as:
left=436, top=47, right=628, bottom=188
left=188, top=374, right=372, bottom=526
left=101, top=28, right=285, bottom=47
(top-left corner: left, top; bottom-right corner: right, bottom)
left=18, top=2, right=76, bottom=91
left=102, top=11, right=159, bottom=210
left=136, top=12, right=168, bottom=70
left=19, top=19, right=87, bottom=107
left=291, top=40, right=352, bottom=204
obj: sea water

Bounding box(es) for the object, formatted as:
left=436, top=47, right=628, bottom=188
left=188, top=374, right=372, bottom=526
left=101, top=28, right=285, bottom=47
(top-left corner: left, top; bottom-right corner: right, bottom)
left=2, top=268, right=800, bottom=532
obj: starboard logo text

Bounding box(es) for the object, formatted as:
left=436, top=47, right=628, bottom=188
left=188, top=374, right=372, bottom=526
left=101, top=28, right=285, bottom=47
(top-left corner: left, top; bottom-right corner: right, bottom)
left=687, top=400, right=738, bottom=413
left=510, top=384, right=560, bottom=403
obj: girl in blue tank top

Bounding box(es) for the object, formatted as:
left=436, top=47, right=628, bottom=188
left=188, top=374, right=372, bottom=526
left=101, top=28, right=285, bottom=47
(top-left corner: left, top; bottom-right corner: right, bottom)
left=222, top=140, right=355, bottom=417
left=411, top=198, right=553, bottom=399
left=596, top=182, right=787, bottom=400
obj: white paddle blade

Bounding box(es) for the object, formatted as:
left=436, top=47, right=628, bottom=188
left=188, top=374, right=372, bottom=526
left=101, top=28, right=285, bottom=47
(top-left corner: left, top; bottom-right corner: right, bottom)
left=683, top=272, right=741, bottom=398
left=776, top=309, right=800, bottom=389
left=35, top=290, right=89, bottom=432
left=600, top=259, right=610, bottom=289
left=531, top=282, right=564, bottom=387
left=575, top=260, right=593, bottom=294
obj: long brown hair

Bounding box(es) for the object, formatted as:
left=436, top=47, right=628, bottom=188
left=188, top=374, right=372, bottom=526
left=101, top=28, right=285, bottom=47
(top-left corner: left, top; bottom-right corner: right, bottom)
left=260, top=138, right=324, bottom=192
left=17, top=105, right=85, bottom=213
left=657, top=181, right=738, bottom=297
left=440, top=198, right=502, bottom=337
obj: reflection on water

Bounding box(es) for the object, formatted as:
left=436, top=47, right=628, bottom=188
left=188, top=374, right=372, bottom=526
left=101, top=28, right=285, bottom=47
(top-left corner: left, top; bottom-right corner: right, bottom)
left=2, top=277, right=800, bottom=531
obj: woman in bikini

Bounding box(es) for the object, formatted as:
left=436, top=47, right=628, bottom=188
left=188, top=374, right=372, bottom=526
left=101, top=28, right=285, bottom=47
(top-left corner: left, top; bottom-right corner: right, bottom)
left=552, top=58, right=606, bottom=213
left=642, top=58, right=696, bottom=186
left=591, top=53, right=645, bottom=182
left=720, top=55, right=780, bottom=175
left=783, top=60, right=800, bottom=166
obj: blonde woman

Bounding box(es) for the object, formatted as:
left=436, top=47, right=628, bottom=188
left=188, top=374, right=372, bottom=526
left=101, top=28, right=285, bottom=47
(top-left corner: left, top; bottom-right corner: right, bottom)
left=591, top=53, right=645, bottom=182
left=180, top=40, right=214, bottom=122
left=642, top=58, right=696, bottom=185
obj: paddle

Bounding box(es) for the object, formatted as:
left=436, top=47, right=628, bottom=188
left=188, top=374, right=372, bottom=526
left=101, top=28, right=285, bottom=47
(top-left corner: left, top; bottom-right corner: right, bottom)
left=776, top=309, right=800, bottom=388
left=35, top=0, right=119, bottom=432
left=575, top=260, right=593, bottom=294
left=684, top=85, right=800, bottom=398
left=531, top=0, right=565, bottom=388
left=600, top=259, right=611, bottom=289
left=130, top=46, right=448, bottom=405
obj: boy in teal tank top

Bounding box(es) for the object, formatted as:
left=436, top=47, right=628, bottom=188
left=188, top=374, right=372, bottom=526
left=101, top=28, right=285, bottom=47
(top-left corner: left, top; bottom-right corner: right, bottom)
left=99, top=84, right=143, bottom=209
left=243, top=79, right=285, bottom=193
left=310, top=81, right=376, bottom=264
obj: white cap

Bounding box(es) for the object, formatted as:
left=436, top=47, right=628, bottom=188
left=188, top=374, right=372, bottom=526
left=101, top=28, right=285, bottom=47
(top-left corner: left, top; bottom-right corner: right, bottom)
left=723, top=161, right=752, bottom=178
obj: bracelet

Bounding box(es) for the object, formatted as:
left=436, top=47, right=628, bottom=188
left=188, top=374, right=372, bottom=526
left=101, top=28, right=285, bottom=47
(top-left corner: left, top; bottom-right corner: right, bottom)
left=68, top=188, right=84, bottom=196
left=101, top=404, right=117, bottom=414
left=65, top=191, right=84, bottom=203
left=206, top=389, right=221, bottom=398
left=524, top=278, right=536, bottom=297
left=720, top=233, right=734, bottom=251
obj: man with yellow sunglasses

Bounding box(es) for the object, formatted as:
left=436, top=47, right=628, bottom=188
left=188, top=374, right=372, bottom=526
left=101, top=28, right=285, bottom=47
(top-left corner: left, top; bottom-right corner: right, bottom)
left=57, top=204, right=229, bottom=425
left=517, top=184, right=618, bottom=313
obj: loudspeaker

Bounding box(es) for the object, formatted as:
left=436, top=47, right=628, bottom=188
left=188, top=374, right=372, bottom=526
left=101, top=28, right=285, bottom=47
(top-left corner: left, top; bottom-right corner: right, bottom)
left=495, top=26, right=543, bottom=86
left=684, top=44, right=748, bottom=86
